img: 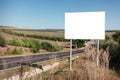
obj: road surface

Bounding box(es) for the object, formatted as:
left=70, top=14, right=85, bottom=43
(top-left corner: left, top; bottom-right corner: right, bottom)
left=0, top=49, right=84, bottom=70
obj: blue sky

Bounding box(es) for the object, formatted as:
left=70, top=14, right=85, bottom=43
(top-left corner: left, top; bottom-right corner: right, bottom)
left=0, top=0, right=120, bottom=30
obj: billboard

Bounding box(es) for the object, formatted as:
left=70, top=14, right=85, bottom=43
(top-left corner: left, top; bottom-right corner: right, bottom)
left=65, top=11, right=105, bottom=39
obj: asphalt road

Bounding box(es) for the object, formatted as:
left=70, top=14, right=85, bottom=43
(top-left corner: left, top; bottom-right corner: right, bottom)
left=0, top=49, right=84, bottom=70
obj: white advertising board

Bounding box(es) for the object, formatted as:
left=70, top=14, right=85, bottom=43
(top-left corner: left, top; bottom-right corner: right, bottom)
left=65, top=11, right=105, bottom=39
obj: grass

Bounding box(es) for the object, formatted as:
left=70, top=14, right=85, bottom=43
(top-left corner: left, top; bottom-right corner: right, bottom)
left=28, top=49, right=120, bottom=80
left=1, top=29, right=66, bottom=42
left=0, top=28, right=86, bottom=56
left=13, top=29, right=64, bottom=37
left=0, top=28, right=69, bottom=56
left=2, top=49, right=119, bottom=80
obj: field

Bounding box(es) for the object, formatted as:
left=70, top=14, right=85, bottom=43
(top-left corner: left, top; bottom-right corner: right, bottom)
left=13, top=29, right=64, bottom=37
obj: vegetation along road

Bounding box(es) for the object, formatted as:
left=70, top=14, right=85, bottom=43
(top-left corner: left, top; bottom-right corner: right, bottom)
left=0, top=49, right=84, bottom=70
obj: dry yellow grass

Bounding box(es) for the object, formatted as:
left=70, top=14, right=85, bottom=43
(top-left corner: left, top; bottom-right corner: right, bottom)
left=1, top=49, right=120, bottom=80
left=24, top=49, right=120, bottom=80
left=13, top=30, right=64, bottom=37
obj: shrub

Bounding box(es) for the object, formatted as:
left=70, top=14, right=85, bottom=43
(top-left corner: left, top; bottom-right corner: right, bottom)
left=72, top=40, right=85, bottom=48
left=9, top=38, right=24, bottom=46
left=12, top=48, right=24, bottom=55
left=8, top=38, right=63, bottom=52
left=8, top=38, right=41, bottom=53
left=31, top=47, right=39, bottom=53
left=41, top=42, right=63, bottom=52
left=52, top=44, right=63, bottom=51
left=112, top=30, right=120, bottom=43
left=105, top=35, right=111, bottom=41
left=41, top=42, right=53, bottom=51
left=100, top=39, right=120, bottom=72
left=30, top=39, right=41, bottom=53
left=0, top=35, right=6, bottom=47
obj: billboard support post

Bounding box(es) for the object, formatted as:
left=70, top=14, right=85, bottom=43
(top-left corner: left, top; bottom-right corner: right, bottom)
left=70, top=39, right=72, bottom=70
left=96, top=40, right=99, bottom=66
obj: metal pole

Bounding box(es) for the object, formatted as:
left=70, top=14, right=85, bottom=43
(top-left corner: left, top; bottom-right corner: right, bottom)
left=96, top=40, right=99, bottom=66
left=70, top=39, right=72, bottom=70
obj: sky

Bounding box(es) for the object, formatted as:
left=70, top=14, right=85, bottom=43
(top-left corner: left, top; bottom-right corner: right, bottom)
left=0, top=0, right=120, bottom=30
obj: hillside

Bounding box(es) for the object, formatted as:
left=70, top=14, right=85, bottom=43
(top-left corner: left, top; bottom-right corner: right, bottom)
left=0, top=27, right=86, bottom=56
left=0, top=28, right=68, bottom=56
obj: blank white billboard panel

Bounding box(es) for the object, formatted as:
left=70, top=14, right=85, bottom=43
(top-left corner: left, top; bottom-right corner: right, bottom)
left=65, top=12, right=105, bottom=39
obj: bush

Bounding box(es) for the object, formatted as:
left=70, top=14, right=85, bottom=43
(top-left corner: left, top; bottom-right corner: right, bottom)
left=30, top=39, right=41, bottom=53
left=0, top=35, right=6, bottom=47
left=112, top=30, right=120, bottom=43
left=22, top=39, right=41, bottom=48
left=12, top=48, right=24, bottom=55
left=9, top=38, right=24, bottom=46
left=8, top=38, right=41, bottom=53
left=41, top=42, right=53, bottom=51
left=41, top=42, right=63, bottom=52
left=7, top=38, right=63, bottom=52
left=52, top=44, right=63, bottom=51
left=72, top=40, right=85, bottom=48
left=100, top=39, right=120, bottom=71
left=31, top=47, right=39, bottom=53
